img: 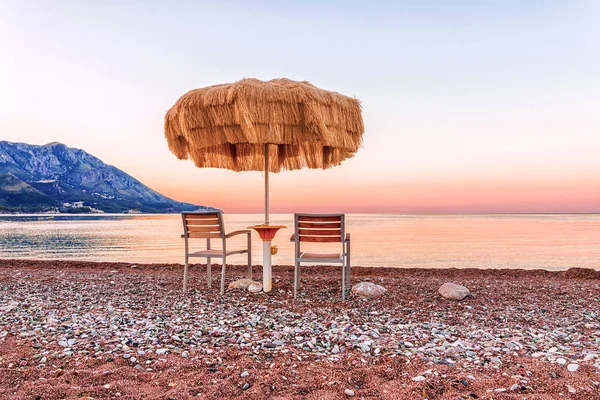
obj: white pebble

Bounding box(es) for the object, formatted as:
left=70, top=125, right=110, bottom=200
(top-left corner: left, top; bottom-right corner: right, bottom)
left=567, top=363, right=579, bottom=372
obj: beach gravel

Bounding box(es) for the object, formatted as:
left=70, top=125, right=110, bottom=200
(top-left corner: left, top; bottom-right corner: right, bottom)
left=0, top=259, right=599, bottom=399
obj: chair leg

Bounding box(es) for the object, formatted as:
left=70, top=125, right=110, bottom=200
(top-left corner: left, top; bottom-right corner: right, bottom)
left=345, top=259, right=351, bottom=295
left=294, top=261, right=300, bottom=299
left=207, top=257, right=212, bottom=288
left=220, top=257, right=226, bottom=295
left=247, top=251, right=252, bottom=280
left=183, top=256, right=189, bottom=292
left=342, top=264, right=346, bottom=300
left=247, top=234, right=252, bottom=280
left=346, top=243, right=351, bottom=295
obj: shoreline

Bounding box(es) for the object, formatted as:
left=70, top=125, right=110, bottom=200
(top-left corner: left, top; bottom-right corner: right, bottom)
left=1, top=260, right=599, bottom=399
left=1, top=258, right=599, bottom=277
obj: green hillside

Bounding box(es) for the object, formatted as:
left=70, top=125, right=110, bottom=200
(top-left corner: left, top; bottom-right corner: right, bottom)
left=0, top=173, right=57, bottom=212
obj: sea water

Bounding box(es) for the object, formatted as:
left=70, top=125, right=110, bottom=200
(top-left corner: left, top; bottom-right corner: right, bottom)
left=0, top=214, right=598, bottom=270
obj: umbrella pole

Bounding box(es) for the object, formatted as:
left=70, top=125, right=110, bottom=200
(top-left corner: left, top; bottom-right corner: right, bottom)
left=263, top=144, right=272, bottom=291
left=264, top=144, right=269, bottom=224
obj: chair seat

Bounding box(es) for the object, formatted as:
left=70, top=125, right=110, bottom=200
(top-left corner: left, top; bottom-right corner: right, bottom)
left=298, top=252, right=344, bottom=263
left=188, top=249, right=247, bottom=258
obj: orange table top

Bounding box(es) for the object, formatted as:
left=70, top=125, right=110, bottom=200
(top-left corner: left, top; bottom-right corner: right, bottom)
left=247, top=225, right=287, bottom=229
left=247, top=225, right=287, bottom=241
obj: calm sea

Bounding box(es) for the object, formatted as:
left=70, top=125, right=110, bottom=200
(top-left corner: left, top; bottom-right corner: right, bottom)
left=0, top=214, right=598, bottom=270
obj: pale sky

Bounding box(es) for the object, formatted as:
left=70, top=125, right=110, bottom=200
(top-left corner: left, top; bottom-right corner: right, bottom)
left=1, top=1, right=599, bottom=213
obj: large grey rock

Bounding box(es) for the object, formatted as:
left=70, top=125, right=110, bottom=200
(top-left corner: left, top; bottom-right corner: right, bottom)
left=438, top=282, right=470, bottom=300
left=351, top=282, right=387, bottom=299
left=228, top=279, right=254, bottom=290
left=247, top=282, right=263, bottom=293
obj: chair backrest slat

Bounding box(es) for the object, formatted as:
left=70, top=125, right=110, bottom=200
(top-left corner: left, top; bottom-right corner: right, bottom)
left=186, top=232, right=223, bottom=239
left=298, top=228, right=341, bottom=236
left=299, top=236, right=342, bottom=243
left=297, top=215, right=341, bottom=222
left=298, top=222, right=341, bottom=229
left=295, top=214, right=344, bottom=243
left=182, top=212, right=224, bottom=239
left=185, top=218, right=220, bottom=226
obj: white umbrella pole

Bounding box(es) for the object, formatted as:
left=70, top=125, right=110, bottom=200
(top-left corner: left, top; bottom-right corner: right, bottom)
left=264, top=144, right=269, bottom=224
left=263, top=144, right=272, bottom=291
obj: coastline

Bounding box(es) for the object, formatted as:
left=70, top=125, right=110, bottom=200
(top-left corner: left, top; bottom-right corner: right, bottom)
left=1, top=260, right=599, bottom=399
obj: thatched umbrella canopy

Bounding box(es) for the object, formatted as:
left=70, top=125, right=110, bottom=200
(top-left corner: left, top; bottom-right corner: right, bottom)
left=164, top=78, right=364, bottom=223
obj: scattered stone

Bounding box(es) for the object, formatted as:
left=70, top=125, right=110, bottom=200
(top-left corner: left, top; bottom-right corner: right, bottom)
left=556, top=358, right=567, bottom=365
left=240, top=371, right=249, bottom=378
left=510, top=383, right=519, bottom=391
left=412, top=376, right=426, bottom=381
left=247, top=282, right=263, bottom=293
left=351, top=282, right=386, bottom=299
left=567, top=363, right=579, bottom=372
left=228, top=279, right=254, bottom=290
left=438, top=283, right=470, bottom=300
left=156, top=349, right=168, bottom=355
left=566, top=385, right=576, bottom=394
left=241, top=383, right=250, bottom=390
left=103, top=384, right=111, bottom=389
left=344, top=389, right=355, bottom=397
left=0, top=300, right=19, bottom=312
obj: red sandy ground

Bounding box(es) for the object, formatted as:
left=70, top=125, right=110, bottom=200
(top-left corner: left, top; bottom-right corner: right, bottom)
left=0, top=260, right=599, bottom=399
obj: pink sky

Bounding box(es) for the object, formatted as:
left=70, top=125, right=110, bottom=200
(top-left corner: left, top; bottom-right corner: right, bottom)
left=0, top=2, right=598, bottom=213
left=152, top=168, right=600, bottom=214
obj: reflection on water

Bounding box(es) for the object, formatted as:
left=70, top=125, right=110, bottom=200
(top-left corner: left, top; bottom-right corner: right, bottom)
left=0, top=214, right=598, bottom=270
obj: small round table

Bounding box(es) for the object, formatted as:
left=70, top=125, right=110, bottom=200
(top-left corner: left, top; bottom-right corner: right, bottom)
left=247, top=225, right=286, bottom=292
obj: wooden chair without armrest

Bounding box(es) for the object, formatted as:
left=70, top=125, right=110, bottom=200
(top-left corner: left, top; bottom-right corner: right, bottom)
left=290, top=213, right=351, bottom=300
left=181, top=211, right=251, bottom=294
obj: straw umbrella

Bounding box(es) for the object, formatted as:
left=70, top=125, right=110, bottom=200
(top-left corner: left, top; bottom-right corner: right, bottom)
left=164, top=78, right=364, bottom=291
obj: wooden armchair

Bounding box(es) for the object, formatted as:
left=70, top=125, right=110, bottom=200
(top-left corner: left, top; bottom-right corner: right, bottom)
left=290, top=213, right=351, bottom=300
left=181, top=211, right=251, bottom=294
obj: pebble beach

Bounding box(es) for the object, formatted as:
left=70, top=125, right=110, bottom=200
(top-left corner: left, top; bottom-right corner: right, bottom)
left=1, top=259, right=599, bottom=399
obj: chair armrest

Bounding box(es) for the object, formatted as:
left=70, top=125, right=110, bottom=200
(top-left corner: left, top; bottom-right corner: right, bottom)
left=225, top=230, right=251, bottom=239
left=290, top=234, right=296, bottom=242
left=344, top=233, right=350, bottom=242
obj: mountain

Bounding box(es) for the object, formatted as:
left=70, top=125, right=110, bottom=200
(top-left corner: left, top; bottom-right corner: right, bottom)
left=0, top=141, right=213, bottom=213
